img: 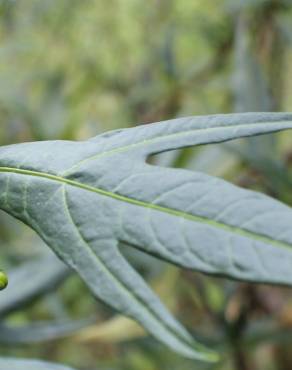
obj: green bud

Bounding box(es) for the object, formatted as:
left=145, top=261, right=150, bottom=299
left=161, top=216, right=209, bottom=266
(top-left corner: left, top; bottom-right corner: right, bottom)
left=0, top=271, right=8, bottom=290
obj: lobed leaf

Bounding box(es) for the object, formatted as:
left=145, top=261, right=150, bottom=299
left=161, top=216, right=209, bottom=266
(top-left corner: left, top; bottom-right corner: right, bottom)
left=0, top=113, right=291, bottom=360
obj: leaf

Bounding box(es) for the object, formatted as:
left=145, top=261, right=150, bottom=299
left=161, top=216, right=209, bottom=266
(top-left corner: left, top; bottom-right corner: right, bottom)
left=0, top=317, right=94, bottom=344
left=76, top=267, right=179, bottom=344
left=0, top=255, right=69, bottom=318
left=0, top=112, right=291, bottom=360
left=0, top=358, right=77, bottom=370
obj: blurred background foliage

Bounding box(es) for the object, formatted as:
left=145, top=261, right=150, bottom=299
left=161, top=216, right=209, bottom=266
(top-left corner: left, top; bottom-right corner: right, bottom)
left=1, top=0, right=292, bottom=369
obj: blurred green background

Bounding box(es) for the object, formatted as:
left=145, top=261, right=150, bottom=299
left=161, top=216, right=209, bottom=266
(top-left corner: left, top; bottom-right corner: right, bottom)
left=1, top=0, right=292, bottom=369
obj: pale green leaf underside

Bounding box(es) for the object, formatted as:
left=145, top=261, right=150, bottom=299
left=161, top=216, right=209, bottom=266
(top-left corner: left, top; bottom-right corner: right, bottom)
left=0, top=112, right=292, bottom=361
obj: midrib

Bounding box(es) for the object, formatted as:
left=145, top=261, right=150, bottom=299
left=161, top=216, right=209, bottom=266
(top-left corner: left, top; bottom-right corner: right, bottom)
left=0, top=166, right=290, bottom=251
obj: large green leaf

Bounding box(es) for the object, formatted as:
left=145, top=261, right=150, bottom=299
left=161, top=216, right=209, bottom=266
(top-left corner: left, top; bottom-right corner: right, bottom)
left=0, top=358, right=77, bottom=370
left=0, top=112, right=292, bottom=361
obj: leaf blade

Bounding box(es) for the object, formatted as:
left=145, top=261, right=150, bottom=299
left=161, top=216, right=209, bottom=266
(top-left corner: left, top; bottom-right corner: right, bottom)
left=0, top=112, right=292, bottom=360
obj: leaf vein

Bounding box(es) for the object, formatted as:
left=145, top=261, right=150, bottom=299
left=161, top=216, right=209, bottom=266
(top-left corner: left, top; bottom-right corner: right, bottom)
left=0, top=166, right=290, bottom=251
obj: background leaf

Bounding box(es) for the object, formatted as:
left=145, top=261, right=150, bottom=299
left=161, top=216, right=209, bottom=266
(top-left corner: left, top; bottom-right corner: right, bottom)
left=0, top=358, right=77, bottom=370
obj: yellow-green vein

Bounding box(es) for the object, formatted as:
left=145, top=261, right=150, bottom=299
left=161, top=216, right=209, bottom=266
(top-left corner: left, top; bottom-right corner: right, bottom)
left=0, top=166, right=291, bottom=251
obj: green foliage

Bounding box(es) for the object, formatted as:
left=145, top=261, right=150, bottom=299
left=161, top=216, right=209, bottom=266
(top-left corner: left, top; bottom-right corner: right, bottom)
left=1, top=1, right=292, bottom=369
